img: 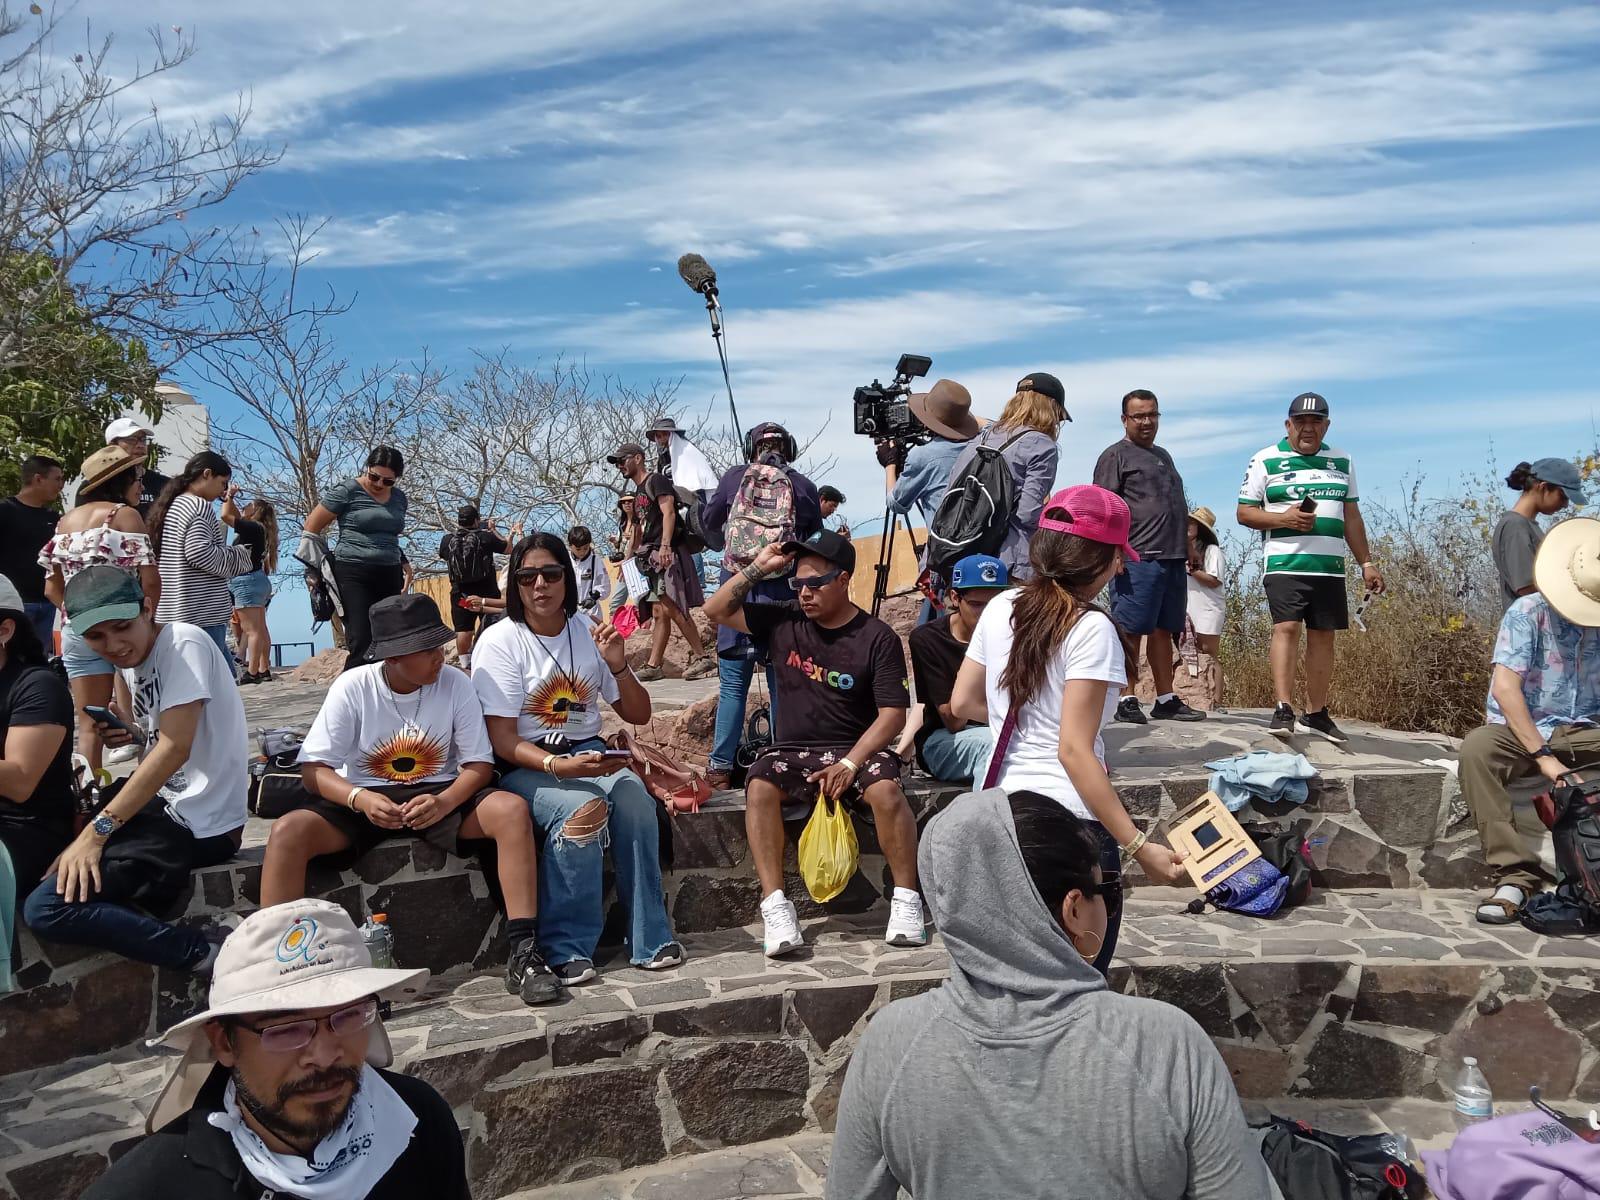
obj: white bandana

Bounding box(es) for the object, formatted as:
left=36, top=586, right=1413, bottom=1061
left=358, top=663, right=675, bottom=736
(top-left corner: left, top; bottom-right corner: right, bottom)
left=209, top=1064, right=417, bottom=1199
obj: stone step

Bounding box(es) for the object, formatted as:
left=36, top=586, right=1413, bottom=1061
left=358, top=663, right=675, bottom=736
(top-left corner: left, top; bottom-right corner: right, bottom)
left=4, top=889, right=1594, bottom=1199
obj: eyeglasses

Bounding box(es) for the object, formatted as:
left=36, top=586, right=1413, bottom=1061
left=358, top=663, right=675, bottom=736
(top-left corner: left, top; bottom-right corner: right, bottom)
left=366, top=471, right=397, bottom=487
left=515, top=565, right=565, bottom=585
left=1081, top=874, right=1122, bottom=900
left=233, top=997, right=378, bottom=1054
left=789, top=567, right=843, bottom=592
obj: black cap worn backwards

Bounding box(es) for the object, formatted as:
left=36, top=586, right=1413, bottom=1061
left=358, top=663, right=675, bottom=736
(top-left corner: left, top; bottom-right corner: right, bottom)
left=781, top=528, right=856, bottom=573
left=1016, top=371, right=1070, bottom=419
left=1288, top=392, right=1329, bottom=417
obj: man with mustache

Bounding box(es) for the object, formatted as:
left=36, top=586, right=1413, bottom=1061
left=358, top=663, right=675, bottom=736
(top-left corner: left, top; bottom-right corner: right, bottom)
left=83, top=899, right=467, bottom=1198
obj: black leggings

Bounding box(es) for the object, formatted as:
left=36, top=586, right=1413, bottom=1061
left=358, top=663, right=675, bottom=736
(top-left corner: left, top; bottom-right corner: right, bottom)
left=333, top=558, right=406, bottom=671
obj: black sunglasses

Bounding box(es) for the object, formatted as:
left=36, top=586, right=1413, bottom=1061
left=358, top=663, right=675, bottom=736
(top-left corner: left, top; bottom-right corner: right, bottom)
left=515, top=565, right=565, bottom=585
left=365, top=471, right=397, bottom=487
left=789, top=567, right=843, bottom=592
left=1081, top=873, right=1122, bottom=900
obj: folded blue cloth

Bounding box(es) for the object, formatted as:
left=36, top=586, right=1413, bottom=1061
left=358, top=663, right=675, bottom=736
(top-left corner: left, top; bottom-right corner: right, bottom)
left=1204, top=750, right=1316, bottom=812
left=1207, top=857, right=1289, bottom=916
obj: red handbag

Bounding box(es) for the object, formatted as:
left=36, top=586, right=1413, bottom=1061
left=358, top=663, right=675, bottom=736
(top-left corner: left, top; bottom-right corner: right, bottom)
left=606, top=728, right=712, bottom=814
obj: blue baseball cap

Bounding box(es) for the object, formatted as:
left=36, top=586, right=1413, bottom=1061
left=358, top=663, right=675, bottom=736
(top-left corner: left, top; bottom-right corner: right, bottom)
left=1530, top=458, right=1589, bottom=507
left=950, top=554, right=1009, bottom=591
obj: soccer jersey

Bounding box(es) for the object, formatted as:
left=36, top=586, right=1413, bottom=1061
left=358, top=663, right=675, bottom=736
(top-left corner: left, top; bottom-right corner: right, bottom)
left=1238, top=439, right=1359, bottom=577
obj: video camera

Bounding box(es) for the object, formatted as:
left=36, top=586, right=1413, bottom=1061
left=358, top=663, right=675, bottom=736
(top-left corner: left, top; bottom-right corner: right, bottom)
left=853, top=353, right=933, bottom=446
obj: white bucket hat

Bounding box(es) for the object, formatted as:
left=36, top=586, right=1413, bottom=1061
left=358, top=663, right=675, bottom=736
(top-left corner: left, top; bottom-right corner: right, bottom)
left=1534, top=516, right=1600, bottom=628
left=144, top=899, right=429, bottom=1133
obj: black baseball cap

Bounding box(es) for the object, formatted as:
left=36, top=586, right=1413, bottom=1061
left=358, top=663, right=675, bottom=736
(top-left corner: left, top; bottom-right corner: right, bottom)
left=1017, top=371, right=1071, bottom=420
left=782, top=529, right=856, bottom=573
left=606, top=441, right=646, bottom=465
left=1288, top=392, right=1329, bottom=417
left=818, top=485, right=845, bottom=504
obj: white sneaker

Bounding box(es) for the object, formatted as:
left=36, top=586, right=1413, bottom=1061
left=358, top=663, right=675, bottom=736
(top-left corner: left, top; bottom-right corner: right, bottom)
left=760, top=891, right=804, bottom=958
left=104, top=743, right=139, bottom=765
left=885, top=889, right=928, bottom=947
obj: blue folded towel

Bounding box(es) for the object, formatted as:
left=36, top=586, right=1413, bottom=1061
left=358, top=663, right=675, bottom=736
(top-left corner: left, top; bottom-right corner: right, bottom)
left=1204, top=750, right=1316, bottom=812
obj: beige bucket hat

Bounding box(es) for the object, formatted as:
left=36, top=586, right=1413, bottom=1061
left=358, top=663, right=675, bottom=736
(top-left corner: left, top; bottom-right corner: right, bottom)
left=144, top=899, right=429, bottom=1132
left=1535, top=516, right=1600, bottom=628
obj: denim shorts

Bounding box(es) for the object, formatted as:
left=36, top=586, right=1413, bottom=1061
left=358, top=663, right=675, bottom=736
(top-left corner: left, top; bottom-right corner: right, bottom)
left=1110, top=558, right=1188, bottom=635
left=60, top=621, right=114, bottom=679
left=229, top=570, right=272, bottom=608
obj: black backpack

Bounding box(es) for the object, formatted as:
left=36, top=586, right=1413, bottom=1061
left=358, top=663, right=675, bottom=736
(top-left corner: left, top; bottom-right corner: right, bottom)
left=926, top=429, right=1029, bottom=577
left=444, top=529, right=497, bottom=585
left=1255, top=1116, right=1423, bottom=1200
left=305, top=566, right=336, bottom=626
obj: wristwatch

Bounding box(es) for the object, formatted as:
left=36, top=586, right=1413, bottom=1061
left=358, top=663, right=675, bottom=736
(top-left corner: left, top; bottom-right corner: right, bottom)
left=91, top=813, right=122, bottom=839
left=1533, top=745, right=1557, bottom=760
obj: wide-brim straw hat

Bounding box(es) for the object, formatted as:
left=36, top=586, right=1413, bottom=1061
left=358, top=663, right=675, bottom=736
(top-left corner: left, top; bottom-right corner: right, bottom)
left=79, top=445, right=145, bottom=494
left=1189, top=506, right=1219, bottom=546
left=145, top=899, right=429, bottom=1132
left=1535, top=516, right=1600, bottom=627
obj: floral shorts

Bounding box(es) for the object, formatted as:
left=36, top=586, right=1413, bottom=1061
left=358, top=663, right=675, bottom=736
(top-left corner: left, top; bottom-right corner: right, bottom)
left=745, top=746, right=903, bottom=807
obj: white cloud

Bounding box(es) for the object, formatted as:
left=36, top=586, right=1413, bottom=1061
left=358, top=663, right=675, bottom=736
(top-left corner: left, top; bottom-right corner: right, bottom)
left=1187, top=280, right=1223, bottom=301
left=1029, top=6, right=1120, bottom=34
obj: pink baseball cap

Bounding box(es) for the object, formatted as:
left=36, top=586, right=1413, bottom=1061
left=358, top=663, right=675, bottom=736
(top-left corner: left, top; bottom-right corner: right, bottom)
left=1037, top=485, right=1140, bottom=561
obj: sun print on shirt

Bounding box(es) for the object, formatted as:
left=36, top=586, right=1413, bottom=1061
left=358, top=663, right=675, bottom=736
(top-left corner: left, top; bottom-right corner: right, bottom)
left=360, top=729, right=449, bottom=782
left=523, top=670, right=595, bottom=728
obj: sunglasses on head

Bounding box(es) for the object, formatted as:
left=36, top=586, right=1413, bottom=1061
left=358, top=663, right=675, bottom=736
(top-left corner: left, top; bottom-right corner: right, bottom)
left=515, top=565, right=565, bottom=585
left=366, top=470, right=397, bottom=487
left=233, top=997, right=378, bottom=1055
left=789, top=567, right=843, bottom=592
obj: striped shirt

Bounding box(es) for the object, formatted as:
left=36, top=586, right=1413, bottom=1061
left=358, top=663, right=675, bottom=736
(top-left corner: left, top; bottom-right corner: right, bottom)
left=1238, top=439, right=1359, bottom=577
left=154, top=494, right=254, bottom=626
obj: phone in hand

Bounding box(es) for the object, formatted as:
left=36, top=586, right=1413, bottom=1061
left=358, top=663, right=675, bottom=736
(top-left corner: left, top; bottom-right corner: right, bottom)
left=83, top=705, right=144, bottom=744
left=601, top=749, right=634, bottom=761
left=1298, top=495, right=1316, bottom=513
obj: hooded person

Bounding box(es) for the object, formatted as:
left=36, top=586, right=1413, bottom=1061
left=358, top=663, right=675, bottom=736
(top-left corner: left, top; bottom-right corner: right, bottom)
left=826, top=788, right=1274, bottom=1200
left=646, top=416, right=720, bottom=496
left=84, top=899, right=467, bottom=1200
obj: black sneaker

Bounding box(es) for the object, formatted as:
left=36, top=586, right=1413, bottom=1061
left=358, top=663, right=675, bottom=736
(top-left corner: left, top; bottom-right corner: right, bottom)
left=1296, top=708, right=1348, bottom=744
left=1150, top=697, right=1206, bottom=722
left=1114, top=697, right=1147, bottom=725
left=1268, top=704, right=1297, bottom=737
left=641, top=941, right=686, bottom=971
left=552, top=958, right=597, bottom=987
left=506, top=938, right=561, bottom=1005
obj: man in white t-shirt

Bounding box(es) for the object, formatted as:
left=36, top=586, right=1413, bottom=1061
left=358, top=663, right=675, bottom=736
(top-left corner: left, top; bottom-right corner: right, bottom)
left=259, top=593, right=560, bottom=1006
left=1236, top=392, right=1385, bottom=744
left=23, top=566, right=248, bottom=972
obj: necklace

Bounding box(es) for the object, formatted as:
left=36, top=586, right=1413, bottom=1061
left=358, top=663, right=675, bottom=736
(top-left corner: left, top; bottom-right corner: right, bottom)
left=380, top=663, right=428, bottom=739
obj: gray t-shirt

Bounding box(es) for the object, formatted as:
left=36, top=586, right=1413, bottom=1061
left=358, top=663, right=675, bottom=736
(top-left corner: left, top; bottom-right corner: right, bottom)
left=321, top=479, right=408, bottom=565
left=1092, top=439, right=1187, bottom=560
left=1492, top=511, right=1542, bottom=612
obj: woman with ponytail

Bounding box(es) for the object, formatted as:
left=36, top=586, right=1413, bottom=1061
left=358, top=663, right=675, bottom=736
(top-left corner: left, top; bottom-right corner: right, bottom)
left=951, top=484, right=1186, bottom=972
left=148, top=451, right=253, bottom=661
left=1493, top=458, right=1586, bottom=612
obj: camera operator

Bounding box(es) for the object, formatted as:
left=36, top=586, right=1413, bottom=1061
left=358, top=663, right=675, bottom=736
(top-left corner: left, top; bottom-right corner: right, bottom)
left=881, top=379, right=982, bottom=623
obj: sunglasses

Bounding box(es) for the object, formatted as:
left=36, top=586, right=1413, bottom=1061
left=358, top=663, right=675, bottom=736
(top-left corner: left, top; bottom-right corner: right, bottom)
left=515, top=565, right=565, bottom=585
left=1081, top=873, right=1122, bottom=900
left=789, top=567, right=843, bottom=592
left=233, top=997, right=378, bottom=1054
left=366, top=471, right=397, bottom=487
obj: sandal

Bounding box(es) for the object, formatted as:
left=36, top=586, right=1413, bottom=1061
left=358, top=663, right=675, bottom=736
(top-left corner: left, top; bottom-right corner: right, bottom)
left=1476, top=884, right=1528, bottom=925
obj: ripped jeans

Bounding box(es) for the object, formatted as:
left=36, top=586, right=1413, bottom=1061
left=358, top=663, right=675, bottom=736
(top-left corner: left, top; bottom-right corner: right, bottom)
left=501, top=739, right=676, bottom=968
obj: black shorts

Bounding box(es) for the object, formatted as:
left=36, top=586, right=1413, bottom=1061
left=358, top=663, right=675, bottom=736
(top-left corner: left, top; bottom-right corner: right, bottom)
left=745, top=746, right=903, bottom=809
left=1264, top=574, right=1348, bottom=631
left=296, top=780, right=492, bottom=857
left=449, top=579, right=500, bottom=633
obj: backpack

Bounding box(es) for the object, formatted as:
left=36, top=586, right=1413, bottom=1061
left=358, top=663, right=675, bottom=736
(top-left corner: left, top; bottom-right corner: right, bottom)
left=305, top=567, right=336, bottom=626
left=673, top=485, right=708, bottom=554
left=1540, top=778, right=1600, bottom=916
left=723, top=461, right=797, bottom=571
left=925, top=429, right=1029, bottom=577
left=1188, top=825, right=1313, bottom=918
left=444, top=529, right=496, bottom=585
left=1255, top=1116, right=1424, bottom=1200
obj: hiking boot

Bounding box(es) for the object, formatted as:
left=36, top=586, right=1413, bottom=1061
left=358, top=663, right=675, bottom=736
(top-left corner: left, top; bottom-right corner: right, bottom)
left=506, top=938, right=561, bottom=1005
left=684, top=655, right=718, bottom=681
left=761, top=891, right=804, bottom=958
left=641, top=941, right=687, bottom=971
left=1150, top=697, right=1206, bottom=722
left=1114, top=697, right=1147, bottom=725
left=885, top=889, right=929, bottom=948
left=552, top=958, right=597, bottom=986
left=1296, top=708, right=1348, bottom=744
left=635, top=663, right=663, bottom=682
left=1267, top=704, right=1297, bottom=737
left=705, top=768, right=732, bottom=792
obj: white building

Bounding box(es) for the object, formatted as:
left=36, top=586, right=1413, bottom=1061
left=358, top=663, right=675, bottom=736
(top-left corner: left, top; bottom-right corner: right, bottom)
left=67, top=379, right=211, bottom=502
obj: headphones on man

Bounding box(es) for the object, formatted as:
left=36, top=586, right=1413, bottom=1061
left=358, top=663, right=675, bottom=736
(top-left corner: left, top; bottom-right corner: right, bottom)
left=743, top=423, right=798, bottom=464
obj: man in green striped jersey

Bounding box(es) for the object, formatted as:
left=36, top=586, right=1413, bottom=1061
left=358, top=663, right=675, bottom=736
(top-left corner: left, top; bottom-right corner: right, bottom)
left=1236, top=392, right=1385, bottom=743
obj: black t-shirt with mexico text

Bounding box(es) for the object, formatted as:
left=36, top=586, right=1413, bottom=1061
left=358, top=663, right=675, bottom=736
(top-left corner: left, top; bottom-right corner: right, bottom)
left=744, top=602, right=909, bottom=752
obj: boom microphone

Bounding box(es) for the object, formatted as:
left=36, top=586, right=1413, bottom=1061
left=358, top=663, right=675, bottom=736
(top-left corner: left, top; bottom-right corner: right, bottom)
left=677, top=252, right=718, bottom=297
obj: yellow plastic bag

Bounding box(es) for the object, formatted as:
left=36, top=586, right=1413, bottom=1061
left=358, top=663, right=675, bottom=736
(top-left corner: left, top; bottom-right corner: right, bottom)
left=798, top=789, right=859, bottom=902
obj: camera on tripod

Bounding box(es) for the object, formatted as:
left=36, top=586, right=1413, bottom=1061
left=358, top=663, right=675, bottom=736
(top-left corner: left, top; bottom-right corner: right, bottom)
left=853, top=353, right=933, bottom=445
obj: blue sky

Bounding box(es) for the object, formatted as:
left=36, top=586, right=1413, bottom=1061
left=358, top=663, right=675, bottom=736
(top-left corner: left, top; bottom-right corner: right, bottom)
left=67, top=1, right=1600, bottom=649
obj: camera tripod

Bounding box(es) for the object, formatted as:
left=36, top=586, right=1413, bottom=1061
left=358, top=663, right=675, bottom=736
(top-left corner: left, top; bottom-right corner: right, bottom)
left=870, top=463, right=925, bottom=619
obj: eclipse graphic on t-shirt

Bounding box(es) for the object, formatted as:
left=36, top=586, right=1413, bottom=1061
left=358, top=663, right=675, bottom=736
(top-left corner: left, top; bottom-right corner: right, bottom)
left=523, top=671, right=594, bottom=727
left=361, top=730, right=448, bottom=782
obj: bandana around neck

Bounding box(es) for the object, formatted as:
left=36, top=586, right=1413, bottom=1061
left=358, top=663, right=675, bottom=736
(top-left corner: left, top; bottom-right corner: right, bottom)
left=209, top=1064, right=416, bottom=1199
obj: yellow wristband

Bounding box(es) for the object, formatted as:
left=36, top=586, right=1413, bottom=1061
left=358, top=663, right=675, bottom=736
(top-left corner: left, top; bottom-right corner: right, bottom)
left=542, top=753, right=558, bottom=775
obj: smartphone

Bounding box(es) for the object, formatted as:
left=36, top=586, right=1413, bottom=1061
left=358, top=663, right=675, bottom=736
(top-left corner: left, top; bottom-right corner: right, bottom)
left=1298, top=496, right=1316, bottom=513
left=601, top=749, right=634, bottom=761
left=83, top=705, right=144, bottom=743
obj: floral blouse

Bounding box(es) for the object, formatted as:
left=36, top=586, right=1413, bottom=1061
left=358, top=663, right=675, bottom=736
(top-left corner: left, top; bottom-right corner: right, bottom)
left=38, top=511, right=155, bottom=584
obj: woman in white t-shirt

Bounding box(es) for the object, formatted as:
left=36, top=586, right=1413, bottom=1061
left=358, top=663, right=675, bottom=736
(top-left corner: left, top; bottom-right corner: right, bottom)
left=951, top=485, right=1187, bottom=973
left=473, top=532, right=682, bottom=985
left=1185, top=507, right=1226, bottom=711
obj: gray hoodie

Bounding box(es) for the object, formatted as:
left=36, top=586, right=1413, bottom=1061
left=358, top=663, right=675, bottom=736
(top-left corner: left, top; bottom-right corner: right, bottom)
left=827, top=789, right=1274, bottom=1200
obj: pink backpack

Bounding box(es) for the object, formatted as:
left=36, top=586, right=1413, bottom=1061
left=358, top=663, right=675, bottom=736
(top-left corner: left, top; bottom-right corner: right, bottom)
left=723, top=462, right=796, bottom=570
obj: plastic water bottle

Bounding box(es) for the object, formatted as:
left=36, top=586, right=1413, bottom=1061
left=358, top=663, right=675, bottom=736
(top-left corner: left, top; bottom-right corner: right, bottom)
left=1453, top=1056, right=1493, bottom=1128
left=360, top=912, right=395, bottom=969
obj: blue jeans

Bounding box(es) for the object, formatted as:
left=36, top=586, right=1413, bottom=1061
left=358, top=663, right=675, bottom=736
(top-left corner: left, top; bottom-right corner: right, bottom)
left=919, top=726, right=993, bottom=784
left=23, top=601, right=55, bottom=649
left=1083, top=820, right=1123, bottom=977
left=710, top=654, right=777, bottom=771
left=199, top=623, right=231, bottom=661
left=501, top=743, right=675, bottom=967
